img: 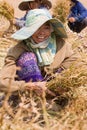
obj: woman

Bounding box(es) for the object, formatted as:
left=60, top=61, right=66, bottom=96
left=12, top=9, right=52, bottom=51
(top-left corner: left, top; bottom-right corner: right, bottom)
left=15, top=0, right=52, bottom=28
left=0, top=9, right=78, bottom=93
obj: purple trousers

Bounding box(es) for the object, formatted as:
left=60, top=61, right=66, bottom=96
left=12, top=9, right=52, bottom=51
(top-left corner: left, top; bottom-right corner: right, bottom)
left=16, top=52, right=43, bottom=82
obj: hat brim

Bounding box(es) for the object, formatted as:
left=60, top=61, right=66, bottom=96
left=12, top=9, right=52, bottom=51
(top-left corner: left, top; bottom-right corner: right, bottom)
left=50, top=19, right=67, bottom=38
left=11, top=18, right=67, bottom=40
left=19, top=0, right=52, bottom=10
left=41, top=0, right=52, bottom=9
left=18, top=0, right=34, bottom=11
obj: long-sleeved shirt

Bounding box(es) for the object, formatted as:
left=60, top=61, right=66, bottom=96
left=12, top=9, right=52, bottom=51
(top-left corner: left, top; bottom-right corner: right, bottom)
left=0, top=37, right=79, bottom=93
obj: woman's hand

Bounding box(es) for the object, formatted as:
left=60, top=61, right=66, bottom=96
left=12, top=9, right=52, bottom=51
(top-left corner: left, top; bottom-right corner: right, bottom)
left=24, top=81, right=47, bottom=96
left=68, top=17, right=76, bottom=23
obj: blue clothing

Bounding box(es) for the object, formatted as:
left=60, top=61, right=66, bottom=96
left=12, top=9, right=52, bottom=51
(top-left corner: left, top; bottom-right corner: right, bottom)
left=15, top=13, right=27, bottom=28
left=69, top=0, right=87, bottom=22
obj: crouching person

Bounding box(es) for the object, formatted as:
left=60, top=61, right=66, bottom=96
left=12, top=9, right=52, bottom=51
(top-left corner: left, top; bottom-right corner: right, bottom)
left=0, top=9, right=78, bottom=98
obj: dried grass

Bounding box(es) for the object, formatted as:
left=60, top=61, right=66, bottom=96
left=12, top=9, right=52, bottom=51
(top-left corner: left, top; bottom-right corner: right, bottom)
left=0, top=58, right=87, bottom=130
left=0, top=0, right=14, bottom=37
left=0, top=1, right=87, bottom=129
left=0, top=0, right=14, bottom=21
left=53, top=0, right=70, bottom=23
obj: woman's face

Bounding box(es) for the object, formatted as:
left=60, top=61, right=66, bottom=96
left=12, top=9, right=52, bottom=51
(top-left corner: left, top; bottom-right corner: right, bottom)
left=32, top=22, right=52, bottom=44
left=28, top=0, right=41, bottom=9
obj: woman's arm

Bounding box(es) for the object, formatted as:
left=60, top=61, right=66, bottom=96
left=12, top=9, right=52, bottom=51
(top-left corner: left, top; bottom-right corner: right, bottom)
left=0, top=43, right=27, bottom=92
left=61, top=43, right=80, bottom=69
left=0, top=43, right=46, bottom=93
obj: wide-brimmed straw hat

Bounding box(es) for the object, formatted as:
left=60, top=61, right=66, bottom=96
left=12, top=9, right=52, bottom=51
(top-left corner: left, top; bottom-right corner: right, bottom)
left=11, top=9, right=67, bottom=40
left=18, top=0, right=52, bottom=11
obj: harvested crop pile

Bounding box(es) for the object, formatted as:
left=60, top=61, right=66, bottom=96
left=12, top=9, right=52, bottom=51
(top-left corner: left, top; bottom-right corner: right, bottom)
left=0, top=0, right=14, bottom=37
left=0, top=0, right=14, bottom=21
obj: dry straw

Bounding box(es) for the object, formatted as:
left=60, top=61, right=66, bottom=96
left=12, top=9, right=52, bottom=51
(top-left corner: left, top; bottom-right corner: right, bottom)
left=0, top=0, right=14, bottom=37
left=0, top=0, right=14, bottom=21
left=53, top=0, right=70, bottom=23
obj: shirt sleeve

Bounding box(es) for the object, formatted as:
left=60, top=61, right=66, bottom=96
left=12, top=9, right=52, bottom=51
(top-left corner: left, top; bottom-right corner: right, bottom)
left=61, top=43, right=80, bottom=69
left=0, top=42, right=27, bottom=93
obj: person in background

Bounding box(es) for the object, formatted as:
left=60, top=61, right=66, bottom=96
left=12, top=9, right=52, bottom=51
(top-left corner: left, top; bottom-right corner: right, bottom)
left=0, top=9, right=78, bottom=95
left=67, top=0, right=87, bottom=33
left=15, top=0, right=52, bottom=28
